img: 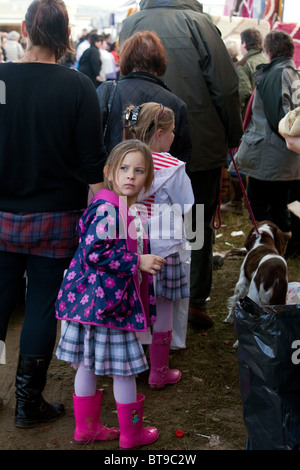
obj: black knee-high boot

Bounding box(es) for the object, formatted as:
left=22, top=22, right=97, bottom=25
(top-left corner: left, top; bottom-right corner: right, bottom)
left=15, top=354, right=65, bottom=428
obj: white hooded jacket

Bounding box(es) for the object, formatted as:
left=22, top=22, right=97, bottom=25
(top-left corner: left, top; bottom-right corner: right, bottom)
left=138, top=152, right=194, bottom=258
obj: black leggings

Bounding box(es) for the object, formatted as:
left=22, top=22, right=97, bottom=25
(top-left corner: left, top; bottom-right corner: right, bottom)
left=0, top=252, right=71, bottom=356
left=247, top=177, right=292, bottom=232
left=189, top=167, right=222, bottom=308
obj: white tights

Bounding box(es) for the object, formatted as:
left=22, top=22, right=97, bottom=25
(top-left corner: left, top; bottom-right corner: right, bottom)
left=153, top=297, right=173, bottom=332
left=74, top=363, right=137, bottom=404
left=73, top=299, right=173, bottom=401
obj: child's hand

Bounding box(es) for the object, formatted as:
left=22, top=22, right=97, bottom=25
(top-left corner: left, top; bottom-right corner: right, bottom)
left=139, top=254, right=167, bottom=275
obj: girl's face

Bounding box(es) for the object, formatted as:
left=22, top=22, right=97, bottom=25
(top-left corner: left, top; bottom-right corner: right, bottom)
left=153, top=120, right=175, bottom=153
left=112, top=151, right=147, bottom=206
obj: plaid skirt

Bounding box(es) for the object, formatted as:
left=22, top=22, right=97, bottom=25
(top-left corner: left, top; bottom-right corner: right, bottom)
left=155, top=252, right=189, bottom=301
left=56, top=321, right=148, bottom=376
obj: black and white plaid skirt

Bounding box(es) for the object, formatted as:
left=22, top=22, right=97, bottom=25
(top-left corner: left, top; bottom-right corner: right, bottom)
left=155, top=252, right=189, bottom=301
left=56, top=321, right=148, bottom=376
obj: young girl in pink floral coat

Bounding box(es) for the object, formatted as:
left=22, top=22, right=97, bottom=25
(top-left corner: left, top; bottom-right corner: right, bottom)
left=55, top=140, right=166, bottom=449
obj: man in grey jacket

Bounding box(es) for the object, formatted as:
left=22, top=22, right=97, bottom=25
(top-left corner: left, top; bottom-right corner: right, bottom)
left=120, top=0, right=243, bottom=329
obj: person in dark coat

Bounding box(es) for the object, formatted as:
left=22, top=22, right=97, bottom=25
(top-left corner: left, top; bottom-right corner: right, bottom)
left=96, top=30, right=192, bottom=164
left=78, top=33, right=102, bottom=87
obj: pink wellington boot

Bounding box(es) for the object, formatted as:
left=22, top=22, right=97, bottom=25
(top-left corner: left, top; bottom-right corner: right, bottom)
left=116, top=393, right=159, bottom=449
left=73, top=390, right=120, bottom=443
left=148, top=330, right=182, bottom=389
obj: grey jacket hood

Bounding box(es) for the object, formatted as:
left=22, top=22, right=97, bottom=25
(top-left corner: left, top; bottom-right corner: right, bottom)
left=139, top=0, right=203, bottom=12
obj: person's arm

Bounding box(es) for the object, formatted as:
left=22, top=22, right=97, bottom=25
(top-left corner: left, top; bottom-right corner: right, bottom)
left=258, top=66, right=298, bottom=134
left=193, top=18, right=243, bottom=147
left=96, top=80, right=115, bottom=135
left=75, top=74, right=107, bottom=185
left=170, top=103, right=192, bottom=165
left=89, top=182, right=105, bottom=195
left=90, top=47, right=102, bottom=78
left=280, top=134, right=300, bottom=155
left=236, top=65, right=253, bottom=117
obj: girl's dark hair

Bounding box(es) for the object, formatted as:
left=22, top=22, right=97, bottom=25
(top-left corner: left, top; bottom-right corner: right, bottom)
left=264, top=30, right=294, bottom=60
left=119, top=31, right=167, bottom=77
left=25, top=0, right=71, bottom=61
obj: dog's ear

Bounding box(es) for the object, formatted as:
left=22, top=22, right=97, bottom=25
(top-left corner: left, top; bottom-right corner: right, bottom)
left=244, top=227, right=256, bottom=251
left=271, top=223, right=286, bottom=256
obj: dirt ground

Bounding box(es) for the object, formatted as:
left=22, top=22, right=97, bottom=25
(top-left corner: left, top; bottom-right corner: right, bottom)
left=0, top=293, right=245, bottom=452
left=1, top=211, right=299, bottom=453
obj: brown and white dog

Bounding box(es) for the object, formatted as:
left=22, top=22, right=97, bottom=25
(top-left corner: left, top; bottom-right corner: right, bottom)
left=224, top=220, right=289, bottom=324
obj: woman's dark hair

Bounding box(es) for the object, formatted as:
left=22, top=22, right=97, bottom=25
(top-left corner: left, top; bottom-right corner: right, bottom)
left=25, top=0, right=71, bottom=61
left=264, top=30, right=294, bottom=60
left=119, top=31, right=167, bottom=77
left=89, top=34, right=101, bottom=47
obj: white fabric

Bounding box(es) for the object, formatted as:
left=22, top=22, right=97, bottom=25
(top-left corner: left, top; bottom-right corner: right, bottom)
left=4, top=40, right=24, bottom=61
left=76, top=39, right=89, bottom=63
left=100, top=49, right=115, bottom=77
left=138, top=153, right=194, bottom=258
left=171, top=250, right=191, bottom=350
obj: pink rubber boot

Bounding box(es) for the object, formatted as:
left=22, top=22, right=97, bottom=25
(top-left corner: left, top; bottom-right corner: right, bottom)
left=73, top=390, right=120, bottom=443
left=116, top=393, right=159, bottom=449
left=148, top=330, right=182, bottom=389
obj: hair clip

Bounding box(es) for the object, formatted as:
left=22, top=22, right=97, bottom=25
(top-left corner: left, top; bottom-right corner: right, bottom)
left=131, top=106, right=141, bottom=127
left=124, top=106, right=140, bottom=128
left=157, top=104, right=165, bottom=122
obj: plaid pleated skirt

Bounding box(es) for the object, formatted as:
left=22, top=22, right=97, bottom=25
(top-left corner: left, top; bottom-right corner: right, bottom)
left=155, top=252, right=189, bottom=301
left=56, top=321, right=148, bottom=376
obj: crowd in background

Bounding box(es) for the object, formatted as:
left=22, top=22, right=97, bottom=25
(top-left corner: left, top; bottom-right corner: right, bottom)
left=0, top=27, right=120, bottom=83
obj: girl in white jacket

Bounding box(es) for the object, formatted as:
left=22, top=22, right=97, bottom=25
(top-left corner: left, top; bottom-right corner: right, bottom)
left=123, top=103, right=194, bottom=389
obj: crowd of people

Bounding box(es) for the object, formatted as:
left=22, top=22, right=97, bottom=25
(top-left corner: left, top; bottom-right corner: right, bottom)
left=0, top=25, right=120, bottom=82
left=0, top=0, right=300, bottom=450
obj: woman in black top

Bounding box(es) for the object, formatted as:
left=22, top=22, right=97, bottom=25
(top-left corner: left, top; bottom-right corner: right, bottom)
left=78, top=33, right=102, bottom=87
left=0, top=0, right=106, bottom=427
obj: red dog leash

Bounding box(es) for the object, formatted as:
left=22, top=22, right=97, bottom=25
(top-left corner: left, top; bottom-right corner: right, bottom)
left=228, top=148, right=259, bottom=236
left=213, top=89, right=260, bottom=236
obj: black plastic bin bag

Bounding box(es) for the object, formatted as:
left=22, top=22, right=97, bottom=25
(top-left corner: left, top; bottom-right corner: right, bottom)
left=234, top=296, right=300, bottom=450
